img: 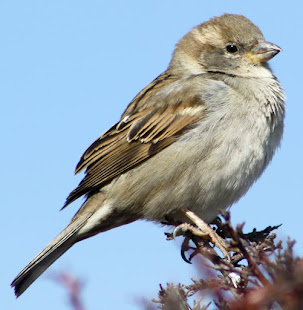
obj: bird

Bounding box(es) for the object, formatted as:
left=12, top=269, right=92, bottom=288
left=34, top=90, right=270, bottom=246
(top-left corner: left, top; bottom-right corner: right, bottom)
left=11, top=13, right=285, bottom=297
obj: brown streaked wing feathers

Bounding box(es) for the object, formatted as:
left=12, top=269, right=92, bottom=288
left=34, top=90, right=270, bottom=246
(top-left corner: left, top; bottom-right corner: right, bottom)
left=63, top=74, right=205, bottom=208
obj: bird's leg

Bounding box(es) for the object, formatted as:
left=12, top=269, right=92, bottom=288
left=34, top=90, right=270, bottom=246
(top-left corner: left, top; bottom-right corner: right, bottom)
left=174, top=208, right=230, bottom=258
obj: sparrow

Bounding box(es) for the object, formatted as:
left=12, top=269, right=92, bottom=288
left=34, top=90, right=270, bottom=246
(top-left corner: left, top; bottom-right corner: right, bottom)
left=11, top=13, right=285, bottom=297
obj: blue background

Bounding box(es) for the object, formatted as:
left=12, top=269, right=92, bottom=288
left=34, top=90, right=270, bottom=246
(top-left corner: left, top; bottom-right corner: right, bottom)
left=2, top=1, right=302, bottom=309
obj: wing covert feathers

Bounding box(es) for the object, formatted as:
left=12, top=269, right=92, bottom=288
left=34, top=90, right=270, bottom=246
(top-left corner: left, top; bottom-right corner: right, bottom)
left=64, top=72, right=205, bottom=207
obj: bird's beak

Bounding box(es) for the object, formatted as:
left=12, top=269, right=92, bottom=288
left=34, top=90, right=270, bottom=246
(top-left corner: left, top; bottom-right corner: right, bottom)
left=247, top=41, right=282, bottom=63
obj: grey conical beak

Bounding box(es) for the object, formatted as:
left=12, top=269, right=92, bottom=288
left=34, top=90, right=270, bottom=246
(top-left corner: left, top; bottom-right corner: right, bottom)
left=249, top=41, right=282, bottom=63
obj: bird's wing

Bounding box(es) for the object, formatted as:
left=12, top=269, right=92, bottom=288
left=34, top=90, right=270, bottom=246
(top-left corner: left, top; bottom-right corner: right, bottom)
left=63, top=73, right=206, bottom=207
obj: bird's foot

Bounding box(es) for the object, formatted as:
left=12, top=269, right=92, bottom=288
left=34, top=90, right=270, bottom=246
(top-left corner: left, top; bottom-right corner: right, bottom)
left=171, top=209, right=230, bottom=260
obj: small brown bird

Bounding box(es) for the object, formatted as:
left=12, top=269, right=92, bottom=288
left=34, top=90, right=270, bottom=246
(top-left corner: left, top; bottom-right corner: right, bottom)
left=11, top=14, right=285, bottom=297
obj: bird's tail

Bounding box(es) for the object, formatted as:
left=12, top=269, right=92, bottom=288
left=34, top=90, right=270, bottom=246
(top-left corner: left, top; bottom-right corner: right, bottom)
left=11, top=213, right=92, bottom=297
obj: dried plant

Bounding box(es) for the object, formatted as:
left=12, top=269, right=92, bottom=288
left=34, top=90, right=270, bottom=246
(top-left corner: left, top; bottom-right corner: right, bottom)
left=49, top=271, right=86, bottom=310
left=154, top=212, right=303, bottom=310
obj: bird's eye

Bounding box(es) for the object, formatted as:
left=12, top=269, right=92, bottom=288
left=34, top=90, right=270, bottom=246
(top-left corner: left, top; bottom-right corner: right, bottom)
left=226, top=44, right=238, bottom=53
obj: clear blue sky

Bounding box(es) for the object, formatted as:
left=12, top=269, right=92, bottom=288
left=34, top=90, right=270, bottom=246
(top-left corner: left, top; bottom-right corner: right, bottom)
left=2, top=1, right=302, bottom=309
